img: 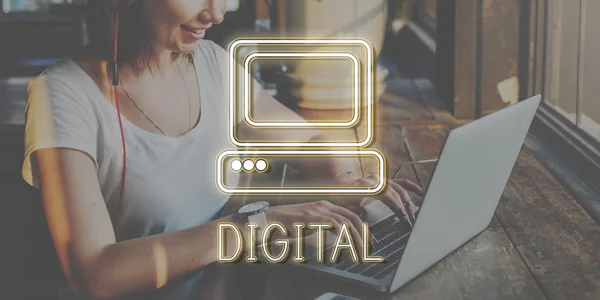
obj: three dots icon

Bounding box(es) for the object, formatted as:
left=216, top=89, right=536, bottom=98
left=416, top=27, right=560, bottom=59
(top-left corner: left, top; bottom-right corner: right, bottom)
left=230, top=158, right=268, bottom=172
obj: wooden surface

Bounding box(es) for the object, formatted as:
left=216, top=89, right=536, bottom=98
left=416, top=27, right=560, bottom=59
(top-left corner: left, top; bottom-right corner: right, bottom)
left=259, top=78, right=600, bottom=300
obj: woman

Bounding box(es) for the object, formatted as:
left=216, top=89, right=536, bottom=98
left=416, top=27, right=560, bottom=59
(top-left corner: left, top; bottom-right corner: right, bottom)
left=22, top=0, right=422, bottom=299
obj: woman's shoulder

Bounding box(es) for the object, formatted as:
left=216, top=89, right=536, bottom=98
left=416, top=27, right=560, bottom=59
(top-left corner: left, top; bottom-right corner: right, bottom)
left=36, top=57, right=85, bottom=83
left=29, top=57, right=94, bottom=99
left=27, top=56, right=102, bottom=122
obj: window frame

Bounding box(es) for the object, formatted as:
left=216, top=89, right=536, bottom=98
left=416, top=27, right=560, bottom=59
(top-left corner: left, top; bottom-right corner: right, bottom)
left=2, top=0, right=66, bottom=14
left=535, top=0, right=600, bottom=143
left=532, top=103, right=600, bottom=195
left=0, top=1, right=80, bottom=22
left=524, top=0, right=600, bottom=197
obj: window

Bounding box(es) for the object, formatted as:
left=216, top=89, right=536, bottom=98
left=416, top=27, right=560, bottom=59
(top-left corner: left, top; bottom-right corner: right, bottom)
left=543, top=0, right=600, bottom=141
left=525, top=0, right=600, bottom=196
left=2, top=0, right=80, bottom=13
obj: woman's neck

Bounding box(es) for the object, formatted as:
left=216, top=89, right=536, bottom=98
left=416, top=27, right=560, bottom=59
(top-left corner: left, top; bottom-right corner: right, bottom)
left=72, top=46, right=193, bottom=102
left=119, top=49, right=190, bottom=83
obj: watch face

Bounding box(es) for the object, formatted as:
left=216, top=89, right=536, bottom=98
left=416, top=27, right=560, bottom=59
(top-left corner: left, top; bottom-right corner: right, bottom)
left=239, top=201, right=270, bottom=215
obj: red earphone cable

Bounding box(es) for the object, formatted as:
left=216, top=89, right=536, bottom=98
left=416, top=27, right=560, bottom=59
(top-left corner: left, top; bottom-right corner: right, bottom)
left=112, top=10, right=127, bottom=231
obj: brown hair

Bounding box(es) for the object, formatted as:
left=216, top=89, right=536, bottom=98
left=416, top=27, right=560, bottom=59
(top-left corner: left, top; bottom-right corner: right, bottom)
left=86, top=0, right=192, bottom=73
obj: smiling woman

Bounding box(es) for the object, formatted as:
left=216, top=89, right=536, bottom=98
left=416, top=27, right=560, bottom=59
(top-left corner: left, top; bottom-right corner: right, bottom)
left=21, top=0, right=422, bottom=299
left=86, top=0, right=223, bottom=73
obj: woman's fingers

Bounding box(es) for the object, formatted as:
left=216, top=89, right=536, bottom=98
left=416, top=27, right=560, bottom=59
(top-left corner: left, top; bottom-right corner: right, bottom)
left=326, top=203, right=374, bottom=245
left=316, top=201, right=363, bottom=246
left=388, top=180, right=417, bottom=221
left=392, top=179, right=425, bottom=196
left=325, top=214, right=363, bottom=248
left=379, top=189, right=411, bottom=223
left=268, top=201, right=365, bottom=249
left=324, top=203, right=364, bottom=236
left=363, top=176, right=417, bottom=223
left=356, top=176, right=411, bottom=223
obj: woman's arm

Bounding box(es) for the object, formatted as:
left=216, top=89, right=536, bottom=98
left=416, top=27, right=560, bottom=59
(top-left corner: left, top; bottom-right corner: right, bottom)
left=36, top=147, right=365, bottom=299
left=36, top=147, right=242, bottom=299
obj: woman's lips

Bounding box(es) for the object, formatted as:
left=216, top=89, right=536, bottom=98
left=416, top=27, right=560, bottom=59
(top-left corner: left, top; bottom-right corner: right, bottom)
left=180, top=24, right=212, bottom=40
left=181, top=24, right=212, bottom=33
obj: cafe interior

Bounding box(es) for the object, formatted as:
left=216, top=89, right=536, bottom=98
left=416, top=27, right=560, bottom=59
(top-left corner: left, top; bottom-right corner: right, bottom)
left=1, top=0, right=600, bottom=299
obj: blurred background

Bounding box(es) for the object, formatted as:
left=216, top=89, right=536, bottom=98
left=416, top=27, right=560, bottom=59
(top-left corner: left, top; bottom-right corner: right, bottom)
left=1, top=0, right=599, bottom=299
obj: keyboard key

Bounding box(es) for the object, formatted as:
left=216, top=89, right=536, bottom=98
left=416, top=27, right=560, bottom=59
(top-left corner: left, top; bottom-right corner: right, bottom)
left=373, top=244, right=395, bottom=257
left=360, top=262, right=389, bottom=277
left=373, top=233, right=409, bottom=256
left=347, top=263, right=372, bottom=274
left=333, top=258, right=356, bottom=271
left=374, top=225, right=411, bottom=243
left=331, top=215, right=412, bottom=277
left=395, top=221, right=413, bottom=234
left=370, top=216, right=398, bottom=233
left=373, top=225, right=399, bottom=240
left=377, top=231, right=408, bottom=247
left=374, top=262, right=399, bottom=279
left=383, top=247, right=405, bottom=264
left=332, top=295, right=355, bottom=300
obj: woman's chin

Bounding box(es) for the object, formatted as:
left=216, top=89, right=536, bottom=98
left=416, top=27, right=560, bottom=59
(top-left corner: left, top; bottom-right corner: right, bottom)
left=178, top=42, right=201, bottom=54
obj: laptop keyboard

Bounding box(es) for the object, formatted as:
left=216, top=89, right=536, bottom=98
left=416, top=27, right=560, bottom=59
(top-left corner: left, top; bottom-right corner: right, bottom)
left=331, top=215, right=413, bottom=279
left=331, top=296, right=357, bottom=300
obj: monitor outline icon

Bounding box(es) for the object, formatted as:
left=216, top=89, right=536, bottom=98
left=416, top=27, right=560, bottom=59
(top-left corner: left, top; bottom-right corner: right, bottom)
left=221, top=38, right=384, bottom=195
left=216, top=150, right=385, bottom=195
left=228, top=39, right=374, bottom=148
left=243, top=52, right=361, bottom=128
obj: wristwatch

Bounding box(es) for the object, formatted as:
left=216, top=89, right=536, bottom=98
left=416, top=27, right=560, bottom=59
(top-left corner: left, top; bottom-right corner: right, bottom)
left=238, top=201, right=270, bottom=234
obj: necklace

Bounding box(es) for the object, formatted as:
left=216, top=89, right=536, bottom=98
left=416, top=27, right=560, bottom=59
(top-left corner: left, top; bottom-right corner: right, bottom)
left=176, top=62, right=194, bottom=131
left=120, top=61, right=193, bottom=136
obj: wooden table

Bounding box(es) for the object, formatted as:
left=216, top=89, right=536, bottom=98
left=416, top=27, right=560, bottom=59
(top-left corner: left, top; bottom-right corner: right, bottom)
left=252, top=78, right=600, bottom=300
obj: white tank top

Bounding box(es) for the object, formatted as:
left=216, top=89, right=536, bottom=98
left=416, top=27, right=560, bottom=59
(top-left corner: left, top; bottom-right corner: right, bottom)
left=22, top=40, right=242, bottom=299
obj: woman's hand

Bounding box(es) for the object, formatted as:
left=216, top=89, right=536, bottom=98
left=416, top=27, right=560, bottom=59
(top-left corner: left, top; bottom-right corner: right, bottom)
left=265, top=200, right=365, bottom=246
left=329, top=173, right=425, bottom=223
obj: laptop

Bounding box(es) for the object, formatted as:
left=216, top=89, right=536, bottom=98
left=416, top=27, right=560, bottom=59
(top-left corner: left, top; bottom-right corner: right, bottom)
left=292, top=95, right=542, bottom=293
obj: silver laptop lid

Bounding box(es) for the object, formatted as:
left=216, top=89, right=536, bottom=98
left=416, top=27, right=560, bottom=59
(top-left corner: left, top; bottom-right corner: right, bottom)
left=390, top=95, right=542, bottom=291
